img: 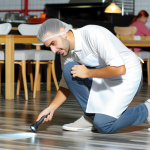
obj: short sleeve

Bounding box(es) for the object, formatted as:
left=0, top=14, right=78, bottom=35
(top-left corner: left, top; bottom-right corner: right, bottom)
left=92, top=27, right=125, bottom=67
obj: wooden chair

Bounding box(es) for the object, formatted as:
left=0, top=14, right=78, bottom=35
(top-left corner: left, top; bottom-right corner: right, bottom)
left=0, top=23, right=35, bottom=100
left=114, top=26, right=137, bottom=40
left=18, top=24, right=59, bottom=99
left=114, top=26, right=150, bottom=85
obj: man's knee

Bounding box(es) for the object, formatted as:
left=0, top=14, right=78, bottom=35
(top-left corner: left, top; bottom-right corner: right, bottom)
left=93, top=119, right=110, bottom=134
left=93, top=114, right=116, bottom=134
left=63, top=62, right=78, bottom=80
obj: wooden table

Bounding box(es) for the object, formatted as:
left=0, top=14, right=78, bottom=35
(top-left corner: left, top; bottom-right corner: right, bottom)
left=121, top=36, right=150, bottom=47
left=0, top=35, right=39, bottom=100
left=1, top=35, right=150, bottom=100
left=121, top=36, right=150, bottom=85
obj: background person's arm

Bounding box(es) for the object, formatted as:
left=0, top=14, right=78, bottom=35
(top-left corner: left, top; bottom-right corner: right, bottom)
left=36, top=87, right=71, bottom=123
left=140, top=23, right=150, bottom=36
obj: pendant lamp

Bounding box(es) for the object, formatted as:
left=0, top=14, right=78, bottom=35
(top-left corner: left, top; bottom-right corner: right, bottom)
left=104, top=2, right=122, bottom=13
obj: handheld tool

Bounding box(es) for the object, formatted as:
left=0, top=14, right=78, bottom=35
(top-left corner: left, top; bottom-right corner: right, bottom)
left=30, top=113, right=50, bottom=132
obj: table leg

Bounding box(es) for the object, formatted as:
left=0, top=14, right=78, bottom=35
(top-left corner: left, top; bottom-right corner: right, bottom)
left=36, top=45, right=41, bottom=91
left=5, top=35, right=14, bottom=99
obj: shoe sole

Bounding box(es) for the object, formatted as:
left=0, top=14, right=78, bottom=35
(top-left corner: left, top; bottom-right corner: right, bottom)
left=62, top=126, right=96, bottom=131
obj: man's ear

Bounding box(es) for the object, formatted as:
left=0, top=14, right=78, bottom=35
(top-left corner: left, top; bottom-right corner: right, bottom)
left=60, top=27, right=65, bottom=32
left=60, top=27, right=67, bottom=38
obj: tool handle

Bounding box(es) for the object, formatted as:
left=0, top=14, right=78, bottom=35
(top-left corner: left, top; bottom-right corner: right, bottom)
left=36, top=113, right=50, bottom=126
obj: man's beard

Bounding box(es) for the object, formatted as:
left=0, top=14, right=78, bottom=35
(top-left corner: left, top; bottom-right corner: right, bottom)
left=59, top=36, right=70, bottom=57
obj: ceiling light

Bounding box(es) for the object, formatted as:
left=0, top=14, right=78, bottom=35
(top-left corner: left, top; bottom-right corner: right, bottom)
left=104, top=3, right=122, bottom=13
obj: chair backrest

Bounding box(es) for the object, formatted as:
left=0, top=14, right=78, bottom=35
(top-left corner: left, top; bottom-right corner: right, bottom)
left=18, top=24, right=43, bottom=46
left=0, top=23, right=12, bottom=34
left=18, top=24, right=42, bottom=35
left=114, top=26, right=137, bottom=40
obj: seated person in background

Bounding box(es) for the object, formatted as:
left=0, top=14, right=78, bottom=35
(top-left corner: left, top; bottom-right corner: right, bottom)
left=129, top=10, right=150, bottom=52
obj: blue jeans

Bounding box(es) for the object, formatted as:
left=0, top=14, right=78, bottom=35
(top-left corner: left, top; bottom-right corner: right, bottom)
left=63, top=62, right=148, bottom=134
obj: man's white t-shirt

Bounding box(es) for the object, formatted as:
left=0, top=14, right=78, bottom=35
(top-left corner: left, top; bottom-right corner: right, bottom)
left=59, top=25, right=142, bottom=118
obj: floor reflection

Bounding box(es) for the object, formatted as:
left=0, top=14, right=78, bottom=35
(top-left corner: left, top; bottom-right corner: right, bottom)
left=0, top=82, right=149, bottom=149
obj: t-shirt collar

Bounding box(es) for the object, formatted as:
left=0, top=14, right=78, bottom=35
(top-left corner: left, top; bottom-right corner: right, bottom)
left=71, top=29, right=82, bottom=52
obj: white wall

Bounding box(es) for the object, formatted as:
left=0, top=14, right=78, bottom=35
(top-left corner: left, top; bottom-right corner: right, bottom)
left=0, top=0, right=70, bottom=19
left=134, top=0, right=150, bottom=28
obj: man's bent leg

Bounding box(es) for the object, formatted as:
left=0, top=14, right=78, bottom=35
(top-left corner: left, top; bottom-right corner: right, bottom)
left=94, top=103, right=148, bottom=134
left=62, top=62, right=95, bottom=131
left=93, top=75, right=148, bottom=134
left=63, top=63, right=146, bottom=133
left=63, top=61, right=92, bottom=115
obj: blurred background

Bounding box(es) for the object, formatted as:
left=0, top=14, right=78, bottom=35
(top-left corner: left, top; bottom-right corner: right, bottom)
left=0, top=0, right=149, bottom=27
left=0, top=0, right=149, bottom=83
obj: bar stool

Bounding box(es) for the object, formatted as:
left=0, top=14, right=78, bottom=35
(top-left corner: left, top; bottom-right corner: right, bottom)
left=0, top=23, right=35, bottom=100
left=18, top=24, right=59, bottom=99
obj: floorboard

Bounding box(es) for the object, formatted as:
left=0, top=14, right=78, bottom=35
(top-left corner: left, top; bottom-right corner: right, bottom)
left=0, top=81, right=150, bottom=150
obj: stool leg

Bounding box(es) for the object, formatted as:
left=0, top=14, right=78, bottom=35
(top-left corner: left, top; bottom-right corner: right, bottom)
left=36, top=65, right=41, bottom=91
left=47, top=61, right=52, bottom=91
left=36, top=45, right=41, bottom=92
left=0, top=64, right=3, bottom=94
left=51, top=60, right=59, bottom=91
left=16, top=65, right=22, bottom=95
left=147, top=59, right=150, bottom=85
left=33, top=60, right=40, bottom=98
left=22, top=60, right=28, bottom=100
left=29, top=63, right=33, bottom=91
left=21, top=76, right=24, bottom=90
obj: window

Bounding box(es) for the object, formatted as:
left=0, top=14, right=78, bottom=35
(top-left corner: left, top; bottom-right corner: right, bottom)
left=114, top=0, right=134, bottom=15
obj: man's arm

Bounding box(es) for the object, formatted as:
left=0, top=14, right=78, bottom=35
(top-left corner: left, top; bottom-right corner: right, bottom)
left=36, top=87, right=71, bottom=123
left=71, top=65, right=126, bottom=78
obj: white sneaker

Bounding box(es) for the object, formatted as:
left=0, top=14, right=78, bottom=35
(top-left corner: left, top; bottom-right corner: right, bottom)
left=62, top=115, right=96, bottom=131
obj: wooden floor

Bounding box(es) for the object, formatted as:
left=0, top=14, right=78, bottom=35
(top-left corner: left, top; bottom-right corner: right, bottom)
left=0, top=80, right=150, bottom=150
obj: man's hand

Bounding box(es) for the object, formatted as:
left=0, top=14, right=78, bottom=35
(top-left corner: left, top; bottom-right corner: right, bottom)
left=36, top=87, right=71, bottom=124
left=71, top=65, right=89, bottom=78
left=36, top=106, right=54, bottom=123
